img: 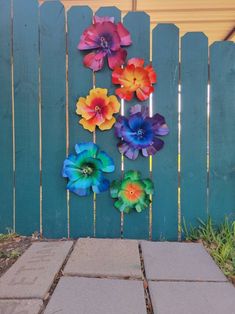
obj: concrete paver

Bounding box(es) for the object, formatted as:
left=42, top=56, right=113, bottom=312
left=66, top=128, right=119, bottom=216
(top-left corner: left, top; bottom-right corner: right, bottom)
left=141, top=241, right=227, bottom=281
left=149, top=281, right=235, bottom=314
left=44, top=276, right=147, bottom=314
left=64, top=238, right=142, bottom=278
left=0, top=299, right=43, bottom=314
left=0, top=241, right=73, bottom=299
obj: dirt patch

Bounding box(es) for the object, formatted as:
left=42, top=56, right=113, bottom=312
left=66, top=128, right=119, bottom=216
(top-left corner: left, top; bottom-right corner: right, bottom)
left=0, top=234, right=32, bottom=277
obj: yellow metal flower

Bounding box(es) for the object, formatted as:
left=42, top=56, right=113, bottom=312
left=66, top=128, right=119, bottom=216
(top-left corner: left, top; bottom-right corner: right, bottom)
left=76, top=88, right=120, bottom=132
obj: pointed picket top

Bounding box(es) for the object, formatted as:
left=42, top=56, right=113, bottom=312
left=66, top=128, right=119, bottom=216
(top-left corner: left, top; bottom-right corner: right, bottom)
left=182, top=31, right=208, bottom=41
left=210, top=40, right=235, bottom=51
left=67, top=5, right=93, bottom=17
left=152, top=23, right=179, bottom=35
left=95, top=6, right=121, bottom=21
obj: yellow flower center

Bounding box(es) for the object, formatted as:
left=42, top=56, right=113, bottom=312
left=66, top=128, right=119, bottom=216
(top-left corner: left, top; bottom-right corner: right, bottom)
left=95, top=105, right=101, bottom=113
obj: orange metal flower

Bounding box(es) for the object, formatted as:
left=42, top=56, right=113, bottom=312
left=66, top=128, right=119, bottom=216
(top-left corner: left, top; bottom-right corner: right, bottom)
left=76, top=88, right=120, bottom=132
left=112, top=58, right=157, bottom=101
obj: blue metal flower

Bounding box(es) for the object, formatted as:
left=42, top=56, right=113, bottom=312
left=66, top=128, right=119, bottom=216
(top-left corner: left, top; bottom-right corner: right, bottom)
left=62, top=142, right=115, bottom=196
left=115, top=105, right=169, bottom=160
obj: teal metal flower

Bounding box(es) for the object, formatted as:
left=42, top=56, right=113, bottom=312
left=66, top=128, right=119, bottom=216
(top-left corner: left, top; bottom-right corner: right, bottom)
left=62, top=142, right=115, bottom=196
left=110, top=170, right=154, bottom=213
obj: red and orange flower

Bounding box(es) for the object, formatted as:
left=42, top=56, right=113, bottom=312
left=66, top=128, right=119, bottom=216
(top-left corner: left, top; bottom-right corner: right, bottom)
left=76, top=88, right=120, bottom=132
left=112, top=58, right=157, bottom=101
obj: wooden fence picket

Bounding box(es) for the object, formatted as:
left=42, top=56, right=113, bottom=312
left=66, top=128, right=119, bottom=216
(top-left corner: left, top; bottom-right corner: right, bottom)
left=67, top=6, right=94, bottom=238
left=13, top=0, right=40, bottom=235
left=40, top=1, right=67, bottom=237
left=209, top=42, right=235, bottom=224
left=152, top=24, right=179, bottom=240
left=181, top=33, right=208, bottom=233
left=95, top=7, right=122, bottom=238
left=122, top=11, right=150, bottom=239
left=0, top=0, right=14, bottom=233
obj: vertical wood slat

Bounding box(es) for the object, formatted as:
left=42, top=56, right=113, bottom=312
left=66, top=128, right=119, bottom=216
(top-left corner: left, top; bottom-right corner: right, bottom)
left=181, top=33, right=208, bottom=233
left=95, top=7, right=122, bottom=238
left=209, top=42, right=235, bottom=224
left=67, top=6, right=94, bottom=238
left=40, top=1, right=67, bottom=238
left=152, top=24, right=179, bottom=240
left=122, top=12, right=150, bottom=239
left=0, top=0, right=13, bottom=233
left=13, top=0, right=40, bottom=235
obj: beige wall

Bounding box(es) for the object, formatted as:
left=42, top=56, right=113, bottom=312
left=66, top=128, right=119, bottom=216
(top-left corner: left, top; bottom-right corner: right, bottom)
left=39, top=0, right=235, bottom=44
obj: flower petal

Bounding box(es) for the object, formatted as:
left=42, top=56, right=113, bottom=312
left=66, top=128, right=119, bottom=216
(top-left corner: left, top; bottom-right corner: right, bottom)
left=62, top=154, right=78, bottom=178
left=115, top=87, right=134, bottom=101
left=124, top=146, right=139, bottom=160
left=99, top=117, right=116, bottom=131
left=116, top=22, right=132, bottom=46
left=135, top=203, right=145, bottom=213
left=124, top=170, right=141, bottom=181
left=136, top=85, right=154, bottom=101
left=112, top=67, right=124, bottom=84
left=93, top=16, right=115, bottom=23
left=108, top=95, right=120, bottom=113
left=75, top=142, right=98, bottom=155
left=127, top=58, right=145, bottom=67
left=107, top=48, right=127, bottom=70
left=78, top=24, right=100, bottom=50
left=130, top=104, right=149, bottom=118
left=118, top=141, right=129, bottom=154
left=114, top=199, right=123, bottom=211
left=115, top=116, right=129, bottom=138
left=67, top=180, right=91, bottom=196
left=143, top=178, right=154, bottom=195
left=128, top=112, right=144, bottom=130
left=97, top=150, right=115, bottom=173
left=145, top=65, right=157, bottom=84
left=79, top=118, right=96, bottom=132
left=92, top=178, right=110, bottom=193
left=142, top=138, right=164, bottom=157
left=76, top=97, right=96, bottom=120
left=110, top=180, right=121, bottom=198
left=83, top=50, right=105, bottom=71
left=89, top=87, right=108, bottom=97
left=67, top=176, right=92, bottom=190
left=151, top=113, right=169, bottom=136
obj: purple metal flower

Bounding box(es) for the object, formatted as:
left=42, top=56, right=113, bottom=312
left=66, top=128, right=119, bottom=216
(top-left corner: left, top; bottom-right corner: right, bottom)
left=78, top=16, right=132, bottom=72
left=115, top=105, right=169, bottom=160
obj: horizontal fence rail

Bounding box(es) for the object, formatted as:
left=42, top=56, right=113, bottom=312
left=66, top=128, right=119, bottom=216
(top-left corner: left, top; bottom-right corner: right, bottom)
left=0, top=0, right=234, bottom=240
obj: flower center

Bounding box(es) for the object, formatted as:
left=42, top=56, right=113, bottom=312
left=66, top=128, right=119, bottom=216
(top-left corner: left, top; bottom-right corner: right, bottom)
left=100, top=36, right=108, bottom=49
left=95, top=105, right=101, bottom=113
left=137, top=128, right=144, bottom=137
left=82, top=166, right=93, bottom=176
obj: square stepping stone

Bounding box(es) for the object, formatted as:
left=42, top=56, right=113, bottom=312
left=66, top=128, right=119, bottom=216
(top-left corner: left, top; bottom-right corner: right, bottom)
left=0, top=241, right=73, bottom=299
left=64, top=238, right=142, bottom=278
left=141, top=241, right=227, bottom=281
left=0, top=299, right=43, bottom=314
left=44, top=277, right=147, bottom=314
left=149, top=281, right=235, bottom=314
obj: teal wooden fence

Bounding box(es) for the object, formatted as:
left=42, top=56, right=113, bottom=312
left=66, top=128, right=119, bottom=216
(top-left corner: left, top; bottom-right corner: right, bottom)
left=0, top=0, right=234, bottom=240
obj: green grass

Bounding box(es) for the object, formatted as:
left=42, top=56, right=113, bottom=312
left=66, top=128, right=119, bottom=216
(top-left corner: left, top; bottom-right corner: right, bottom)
left=0, top=229, right=17, bottom=242
left=183, top=217, right=235, bottom=280
left=0, top=249, right=21, bottom=259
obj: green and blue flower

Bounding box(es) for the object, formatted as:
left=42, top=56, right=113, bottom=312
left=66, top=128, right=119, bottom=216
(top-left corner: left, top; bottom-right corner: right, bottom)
left=62, top=142, right=115, bottom=196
